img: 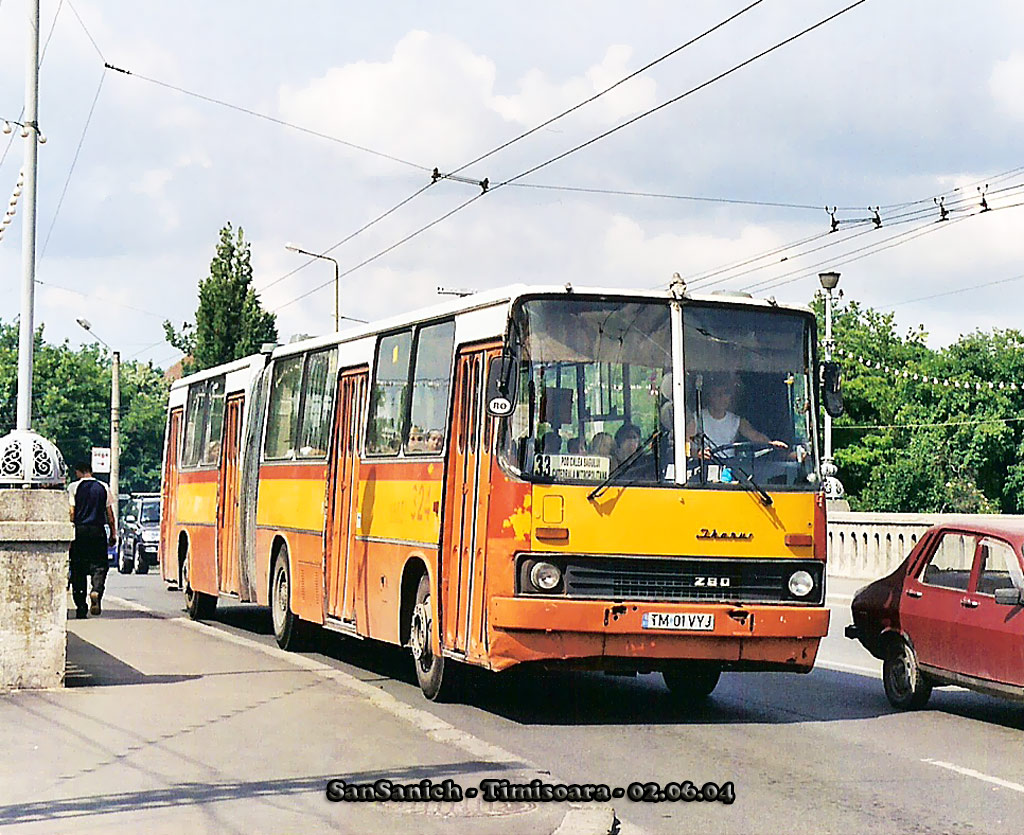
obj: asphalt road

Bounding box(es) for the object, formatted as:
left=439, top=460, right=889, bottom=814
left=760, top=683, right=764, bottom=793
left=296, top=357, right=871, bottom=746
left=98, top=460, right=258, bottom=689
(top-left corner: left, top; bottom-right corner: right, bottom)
left=109, top=570, right=1024, bottom=835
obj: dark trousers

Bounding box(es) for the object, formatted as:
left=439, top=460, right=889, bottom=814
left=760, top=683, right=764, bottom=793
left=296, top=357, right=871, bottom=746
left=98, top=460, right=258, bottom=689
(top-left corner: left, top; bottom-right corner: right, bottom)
left=70, top=525, right=108, bottom=613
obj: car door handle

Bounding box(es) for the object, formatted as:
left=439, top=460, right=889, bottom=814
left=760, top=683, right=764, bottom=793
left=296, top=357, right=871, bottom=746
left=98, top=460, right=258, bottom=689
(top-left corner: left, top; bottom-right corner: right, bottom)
left=906, top=589, right=923, bottom=598
left=960, top=598, right=979, bottom=609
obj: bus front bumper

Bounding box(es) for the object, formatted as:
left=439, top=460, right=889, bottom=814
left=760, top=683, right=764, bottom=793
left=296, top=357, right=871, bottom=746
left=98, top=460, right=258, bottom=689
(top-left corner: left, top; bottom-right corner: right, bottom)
left=486, top=597, right=830, bottom=672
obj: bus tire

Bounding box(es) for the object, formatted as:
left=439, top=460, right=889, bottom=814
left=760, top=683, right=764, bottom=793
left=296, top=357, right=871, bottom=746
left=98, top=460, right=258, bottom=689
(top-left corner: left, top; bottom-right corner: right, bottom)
left=662, top=664, right=721, bottom=703
left=271, top=549, right=307, bottom=651
left=409, top=573, right=458, bottom=701
left=183, top=553, right=217, bottom=620
left=883, top=637, right=932, bottom=710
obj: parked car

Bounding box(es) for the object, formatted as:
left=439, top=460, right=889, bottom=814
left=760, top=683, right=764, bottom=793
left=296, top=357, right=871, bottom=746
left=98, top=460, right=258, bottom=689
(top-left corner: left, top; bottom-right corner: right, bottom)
left=847, top=520, right=1024, bottom=709
left=118, top=494, right=161, bottom=575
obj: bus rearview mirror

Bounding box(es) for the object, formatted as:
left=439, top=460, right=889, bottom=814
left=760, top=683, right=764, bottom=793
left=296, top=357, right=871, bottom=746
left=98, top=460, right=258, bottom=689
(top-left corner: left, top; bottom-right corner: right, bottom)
left=486, top=355, right=518, bottom=417
left=822, top=361, right=843, bottom=418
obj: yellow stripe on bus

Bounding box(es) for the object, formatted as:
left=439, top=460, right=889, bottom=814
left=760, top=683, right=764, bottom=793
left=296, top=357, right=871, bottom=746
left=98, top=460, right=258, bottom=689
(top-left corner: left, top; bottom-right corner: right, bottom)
left=256, top=478, right=328, bottom=531
left=176, top=482, right=218, bottom=524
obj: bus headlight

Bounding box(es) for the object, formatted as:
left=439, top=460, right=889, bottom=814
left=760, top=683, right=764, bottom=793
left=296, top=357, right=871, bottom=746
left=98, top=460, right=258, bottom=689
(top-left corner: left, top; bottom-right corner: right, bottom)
left=788, top=570, right=814, bottom=597
left=529, top=561, right=562, bottom=592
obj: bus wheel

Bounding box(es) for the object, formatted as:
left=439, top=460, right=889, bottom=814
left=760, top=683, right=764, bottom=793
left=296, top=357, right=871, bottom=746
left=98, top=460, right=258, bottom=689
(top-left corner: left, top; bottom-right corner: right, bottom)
left=883, top=638, right=932, bottom=710
left=271, top=549, right=305, bottom=651
left=409, top=574, right=457, bottom=701
left=662, top=664, right=721, bottom=703
left=183, top=554, right=217, bottom=620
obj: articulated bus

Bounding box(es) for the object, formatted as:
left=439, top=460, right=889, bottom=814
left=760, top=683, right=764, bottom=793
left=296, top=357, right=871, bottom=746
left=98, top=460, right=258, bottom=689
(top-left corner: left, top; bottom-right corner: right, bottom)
left=161, top=284, right=834, bottom=701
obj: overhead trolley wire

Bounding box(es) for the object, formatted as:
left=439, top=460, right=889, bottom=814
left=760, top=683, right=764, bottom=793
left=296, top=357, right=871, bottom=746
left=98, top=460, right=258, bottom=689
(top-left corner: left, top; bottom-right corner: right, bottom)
left=270, top=0, right=873, bottom=315
left=261, top=0, right=773, bottom=295
left=447, top=0, right=769, bottom=178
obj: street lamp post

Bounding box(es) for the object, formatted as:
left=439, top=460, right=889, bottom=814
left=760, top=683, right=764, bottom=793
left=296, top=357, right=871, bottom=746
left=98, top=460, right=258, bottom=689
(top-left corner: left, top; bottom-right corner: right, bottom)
left=285, top=242, right=340, bottom=332
left=818, top=271, right=844, bottom=501
left=76, top=319, right=120, bottom=513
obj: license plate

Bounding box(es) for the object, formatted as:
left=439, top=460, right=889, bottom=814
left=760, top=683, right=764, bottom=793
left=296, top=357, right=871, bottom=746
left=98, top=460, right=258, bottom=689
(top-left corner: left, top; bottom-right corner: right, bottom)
left=641, top=612, right=715, bottom=631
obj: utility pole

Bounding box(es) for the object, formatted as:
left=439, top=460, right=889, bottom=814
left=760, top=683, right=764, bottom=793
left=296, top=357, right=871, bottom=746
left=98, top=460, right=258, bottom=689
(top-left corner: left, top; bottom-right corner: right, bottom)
left=818, top=271, right=845, bottom=501
left=16, top=0, right=40, bottom=430
left=111, top=350, right=120, bottom=509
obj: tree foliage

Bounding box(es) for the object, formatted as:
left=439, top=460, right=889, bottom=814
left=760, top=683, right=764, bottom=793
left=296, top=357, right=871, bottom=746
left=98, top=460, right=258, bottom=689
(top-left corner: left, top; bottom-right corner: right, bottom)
left=0, top=321, right=169, bottom=492
left=165, top=222, right=277, bottom=373
left=817, top=294, right=1024, bottom=513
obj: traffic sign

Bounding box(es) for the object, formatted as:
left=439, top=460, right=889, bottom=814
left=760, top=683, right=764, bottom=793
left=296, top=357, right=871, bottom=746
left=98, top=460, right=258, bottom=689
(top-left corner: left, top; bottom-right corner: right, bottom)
left=91, top=447, right=111, bottom=473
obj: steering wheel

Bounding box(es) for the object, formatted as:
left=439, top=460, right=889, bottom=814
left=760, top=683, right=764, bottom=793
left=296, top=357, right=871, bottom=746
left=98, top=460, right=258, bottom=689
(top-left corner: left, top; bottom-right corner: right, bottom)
left=707, top=441, right=779, bottom=459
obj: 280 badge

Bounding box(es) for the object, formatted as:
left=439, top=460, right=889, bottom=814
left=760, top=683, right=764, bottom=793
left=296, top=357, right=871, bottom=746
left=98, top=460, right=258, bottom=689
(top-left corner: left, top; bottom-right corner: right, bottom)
left=624, top=781, right=735, bottom=804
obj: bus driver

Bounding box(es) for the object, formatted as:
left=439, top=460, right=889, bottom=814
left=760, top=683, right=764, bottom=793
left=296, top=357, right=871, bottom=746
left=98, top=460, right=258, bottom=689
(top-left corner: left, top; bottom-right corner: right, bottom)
left=686, top=374, right=788, bottom=457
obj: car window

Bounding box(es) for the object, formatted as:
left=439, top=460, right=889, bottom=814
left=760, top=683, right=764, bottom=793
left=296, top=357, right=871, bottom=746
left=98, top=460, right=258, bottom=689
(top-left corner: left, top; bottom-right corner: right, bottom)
left=976, top=537, right=1024, bottom=596
left=139, top=502, right=161, bottom=524
left=920, top=532, right=977, bottom=591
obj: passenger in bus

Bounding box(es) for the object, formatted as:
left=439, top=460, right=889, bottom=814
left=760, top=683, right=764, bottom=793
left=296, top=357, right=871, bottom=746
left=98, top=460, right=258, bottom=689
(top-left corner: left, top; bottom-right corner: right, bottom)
left=566, top=437, right=584, bottom=455
left=541, top=432, right=562, bottom=454
left=589, top=432, right=614, bottom=459
left=408, top=425, right=425, bottom=452
left=686, top=374, right=787, bottom=456
left=614, top=423, right=642, bottom=463
left=425, top=429, right=444, bottom=452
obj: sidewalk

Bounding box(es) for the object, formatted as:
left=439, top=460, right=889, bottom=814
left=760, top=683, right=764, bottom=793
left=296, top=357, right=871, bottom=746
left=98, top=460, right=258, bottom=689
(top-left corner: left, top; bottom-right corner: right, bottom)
left=0, top=596, right=612, bottom=835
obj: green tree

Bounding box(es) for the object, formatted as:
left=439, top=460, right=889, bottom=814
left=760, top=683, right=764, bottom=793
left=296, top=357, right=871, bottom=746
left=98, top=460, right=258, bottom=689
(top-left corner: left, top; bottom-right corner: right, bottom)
left=0, top=321, right=170, bottom=492
left=165, top=222, right=277, bottom=373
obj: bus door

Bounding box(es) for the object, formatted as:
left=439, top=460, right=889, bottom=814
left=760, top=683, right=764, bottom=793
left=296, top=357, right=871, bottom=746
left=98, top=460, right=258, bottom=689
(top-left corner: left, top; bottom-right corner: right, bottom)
left=443, top=344, right=499, bottom=658
left=160, top=408, right=182, bottom=583
left=324, top=369, right=367, bottom=624
left=216, top=394, right=244, bottom=595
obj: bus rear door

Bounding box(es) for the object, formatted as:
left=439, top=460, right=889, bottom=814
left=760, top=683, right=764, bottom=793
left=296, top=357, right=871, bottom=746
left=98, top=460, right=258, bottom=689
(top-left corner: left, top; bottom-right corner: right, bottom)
left=216, top=394, right=245, bottom=595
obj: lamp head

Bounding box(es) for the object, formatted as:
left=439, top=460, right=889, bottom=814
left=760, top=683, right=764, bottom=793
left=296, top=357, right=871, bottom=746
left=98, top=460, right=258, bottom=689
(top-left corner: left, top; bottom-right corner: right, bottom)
left=818, top=271, right=841, bottom=291
left=76, top=318, right=92, bottom=331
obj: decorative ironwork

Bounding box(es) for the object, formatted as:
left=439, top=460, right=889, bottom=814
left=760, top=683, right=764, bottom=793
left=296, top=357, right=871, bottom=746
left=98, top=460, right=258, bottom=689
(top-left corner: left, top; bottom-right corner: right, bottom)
left=0, top=430, right=67, bottom=486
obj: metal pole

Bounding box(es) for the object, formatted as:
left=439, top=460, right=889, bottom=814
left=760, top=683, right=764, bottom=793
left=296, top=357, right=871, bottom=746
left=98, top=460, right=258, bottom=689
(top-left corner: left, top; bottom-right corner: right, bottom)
left=15, top=0, right=40, bottom=430
left=111, top=350, right=120, bottom=514
left=334, top=259, right=339, bottom=332
left=823, top=286, right=833, bottom=465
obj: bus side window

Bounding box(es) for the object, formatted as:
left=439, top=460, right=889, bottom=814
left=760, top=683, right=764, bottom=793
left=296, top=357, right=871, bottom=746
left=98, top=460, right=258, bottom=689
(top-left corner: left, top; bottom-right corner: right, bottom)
left=367, top=330, right=412, bottom=456
left=181, top=382, right=209, bottom=468
left=200, top=376, right=226, bottom=466
left=297, top=348, right=337, bottom=458
left=264, top=356, right=304, bottom=460
left=406, top=320, right=455, bottom=455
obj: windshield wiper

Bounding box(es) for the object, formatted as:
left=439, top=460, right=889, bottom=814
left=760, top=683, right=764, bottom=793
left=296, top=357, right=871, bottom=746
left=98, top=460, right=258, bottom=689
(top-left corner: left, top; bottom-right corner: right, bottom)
left=694, top=435, right=773, bottom=506
left=588, top=429, right=660, bottom=501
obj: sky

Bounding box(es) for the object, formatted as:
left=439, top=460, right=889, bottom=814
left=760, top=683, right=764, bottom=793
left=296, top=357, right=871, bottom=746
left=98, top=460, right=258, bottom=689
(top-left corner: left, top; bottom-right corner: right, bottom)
left=1, top=0, right=1023, bottom=369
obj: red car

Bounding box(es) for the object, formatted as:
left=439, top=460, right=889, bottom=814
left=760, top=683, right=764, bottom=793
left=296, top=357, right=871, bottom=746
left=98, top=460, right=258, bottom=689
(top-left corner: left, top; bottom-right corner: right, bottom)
left=846, top=520, right=1024, bottom=709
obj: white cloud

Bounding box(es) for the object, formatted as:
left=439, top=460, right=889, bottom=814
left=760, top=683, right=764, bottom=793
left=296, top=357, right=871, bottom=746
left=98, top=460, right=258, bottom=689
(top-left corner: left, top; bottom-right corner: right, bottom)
left=492, top=45, right=657, bottom=127
left=989, top=53, right=1024, bottom=121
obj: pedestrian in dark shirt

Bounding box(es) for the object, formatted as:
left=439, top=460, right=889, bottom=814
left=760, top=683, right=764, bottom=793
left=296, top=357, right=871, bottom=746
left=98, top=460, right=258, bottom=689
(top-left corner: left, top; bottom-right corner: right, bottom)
left=68, top=462, right=116, bottom=619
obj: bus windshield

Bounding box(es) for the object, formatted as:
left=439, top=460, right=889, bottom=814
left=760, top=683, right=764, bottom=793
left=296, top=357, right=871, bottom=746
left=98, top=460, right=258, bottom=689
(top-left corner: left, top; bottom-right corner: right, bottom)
left=683, top=305, right=818, bottom=491
left=500, top=297, right=673, bottom=486
left=499, top=296, right=819, bottom=491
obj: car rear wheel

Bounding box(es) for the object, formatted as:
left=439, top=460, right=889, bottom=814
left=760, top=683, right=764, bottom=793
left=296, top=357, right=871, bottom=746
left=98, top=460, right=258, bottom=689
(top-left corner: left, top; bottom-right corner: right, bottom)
left=134, top=543, right=149, bottom=575
left=883, top=638, right=932, bottom=710
left=117, top=548, right=132, bottom=574
left=662, top=664, right=722, bottom=703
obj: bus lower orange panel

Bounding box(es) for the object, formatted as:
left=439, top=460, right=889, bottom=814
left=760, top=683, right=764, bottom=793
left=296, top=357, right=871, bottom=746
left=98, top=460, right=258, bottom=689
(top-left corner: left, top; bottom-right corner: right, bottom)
left=185, top=525, right=218, bottom=595
left=486, top=597, right=829, bottom=672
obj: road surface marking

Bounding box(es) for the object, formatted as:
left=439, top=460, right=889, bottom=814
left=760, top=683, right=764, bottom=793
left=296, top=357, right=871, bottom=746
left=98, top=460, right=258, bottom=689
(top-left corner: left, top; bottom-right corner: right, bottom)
left=922, top=759, right=1024, bottom=794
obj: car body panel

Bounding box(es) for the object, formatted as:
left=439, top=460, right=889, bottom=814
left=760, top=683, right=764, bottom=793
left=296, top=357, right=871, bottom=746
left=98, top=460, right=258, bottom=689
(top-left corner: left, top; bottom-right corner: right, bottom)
left=849, top=520, right=1024, bottom=700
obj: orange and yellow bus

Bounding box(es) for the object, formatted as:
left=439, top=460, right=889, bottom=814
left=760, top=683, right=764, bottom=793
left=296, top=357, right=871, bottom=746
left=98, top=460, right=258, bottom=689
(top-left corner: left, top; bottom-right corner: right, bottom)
left=161, top=284, right=834, bottom=701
